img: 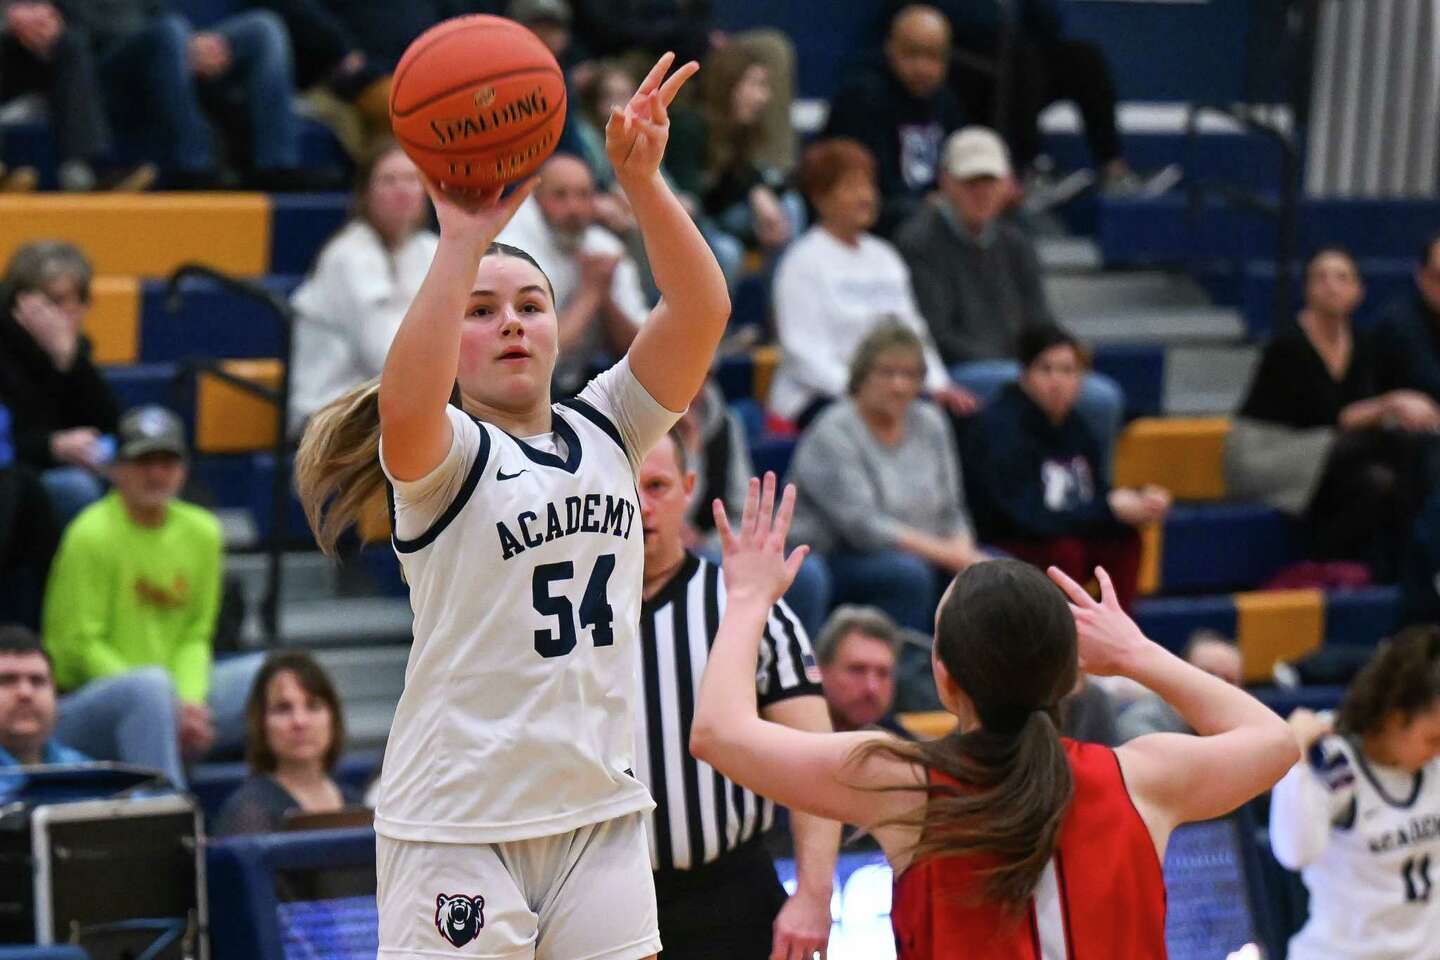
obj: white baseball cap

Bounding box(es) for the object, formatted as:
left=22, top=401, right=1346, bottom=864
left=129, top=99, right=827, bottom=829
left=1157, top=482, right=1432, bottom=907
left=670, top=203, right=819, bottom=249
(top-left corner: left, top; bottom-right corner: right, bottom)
left=943, top=126, right=1012, bottom=181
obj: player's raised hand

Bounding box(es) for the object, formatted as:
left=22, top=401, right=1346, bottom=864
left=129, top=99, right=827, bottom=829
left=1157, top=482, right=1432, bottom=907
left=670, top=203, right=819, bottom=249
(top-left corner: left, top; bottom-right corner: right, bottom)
left=1047, top=566, right=1150, bottom=677
left=713, top=472, right=809, bottom=606
left=606, top=51, right=698, bottom=180
left=422, top=174, right=539, bottom=248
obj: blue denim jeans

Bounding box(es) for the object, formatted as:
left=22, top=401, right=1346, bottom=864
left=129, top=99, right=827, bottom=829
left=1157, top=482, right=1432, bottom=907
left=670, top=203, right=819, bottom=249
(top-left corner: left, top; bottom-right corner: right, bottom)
left=950, top=360, right=1125, bottom=476
left=55, top=652, right=266, bottom=788
left=40, top=466, right=105, bottom=526
left=99, top=11, right=298, bottom=173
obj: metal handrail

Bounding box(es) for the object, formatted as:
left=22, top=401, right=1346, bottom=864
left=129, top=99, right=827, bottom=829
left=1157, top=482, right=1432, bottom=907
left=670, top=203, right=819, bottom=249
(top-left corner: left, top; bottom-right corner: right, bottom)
left=165, top=263, right=296, bottom=643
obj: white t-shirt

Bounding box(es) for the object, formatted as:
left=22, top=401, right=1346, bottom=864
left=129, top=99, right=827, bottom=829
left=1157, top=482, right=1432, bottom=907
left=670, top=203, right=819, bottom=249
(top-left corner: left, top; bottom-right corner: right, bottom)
left=1270, top=735, right=1440, bottom=959
left=374, top=357, right=681, bottom=844
left=287, top=220, right=439, bottom=432
left=768, top=225, right=950, bottom=421
left=497, top=198, right=651, bottom=393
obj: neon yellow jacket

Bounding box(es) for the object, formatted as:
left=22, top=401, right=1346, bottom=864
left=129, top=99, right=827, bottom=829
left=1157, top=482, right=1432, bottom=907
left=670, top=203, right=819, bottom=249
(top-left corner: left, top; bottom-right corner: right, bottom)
left=43, top=492, right=222, bottom=702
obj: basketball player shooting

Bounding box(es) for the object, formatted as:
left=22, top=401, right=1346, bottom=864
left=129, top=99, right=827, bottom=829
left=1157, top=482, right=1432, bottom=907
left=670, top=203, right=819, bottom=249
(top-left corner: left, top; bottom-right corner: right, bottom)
left=296, top=52, right=728, bottom=960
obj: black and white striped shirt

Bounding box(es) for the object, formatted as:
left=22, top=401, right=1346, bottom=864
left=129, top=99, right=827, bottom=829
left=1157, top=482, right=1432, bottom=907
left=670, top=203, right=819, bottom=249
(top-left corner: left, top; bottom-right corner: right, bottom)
left=636, top=552, right=823, bottom=873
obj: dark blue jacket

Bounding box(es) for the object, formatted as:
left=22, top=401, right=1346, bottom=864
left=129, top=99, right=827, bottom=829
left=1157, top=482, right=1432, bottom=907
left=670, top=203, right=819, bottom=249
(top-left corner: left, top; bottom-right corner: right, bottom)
left=963, top=382, right=1121, bottom=542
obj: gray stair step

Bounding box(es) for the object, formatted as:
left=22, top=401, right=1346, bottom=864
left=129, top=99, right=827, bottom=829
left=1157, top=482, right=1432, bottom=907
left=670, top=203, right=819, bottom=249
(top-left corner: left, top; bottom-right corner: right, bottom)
left=1162, top=344, right=1260, bottom=415
left=1036, top=236, right=1102, bottom=273
left=241, top=596, right=414, bottom=646
left=310, top=646, right=410, bottom=701
left=345, top=700, right=398, bottom=749
left=1046, top=271, right=1212, bottom=314
left=226, top=551, right=339, bottom=603
left=1062, top=306, right=1246, bottom=345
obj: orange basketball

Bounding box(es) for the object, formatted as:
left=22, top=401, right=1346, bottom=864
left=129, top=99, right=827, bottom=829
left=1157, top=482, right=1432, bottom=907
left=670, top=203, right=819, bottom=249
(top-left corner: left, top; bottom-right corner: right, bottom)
left=389, top=15, right=567, bottom=190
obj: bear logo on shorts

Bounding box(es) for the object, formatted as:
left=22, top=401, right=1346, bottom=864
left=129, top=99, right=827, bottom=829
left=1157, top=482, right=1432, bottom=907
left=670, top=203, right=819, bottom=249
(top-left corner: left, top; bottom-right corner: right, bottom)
left=435, top=893, right=485, bottom=948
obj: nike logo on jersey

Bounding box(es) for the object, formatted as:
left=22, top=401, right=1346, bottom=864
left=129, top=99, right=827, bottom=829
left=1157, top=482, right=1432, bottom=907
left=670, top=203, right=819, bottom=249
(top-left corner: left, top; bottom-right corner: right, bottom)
left=496, top=493, right=637, bottom=560
left=496, top=466, right=528, bottom=482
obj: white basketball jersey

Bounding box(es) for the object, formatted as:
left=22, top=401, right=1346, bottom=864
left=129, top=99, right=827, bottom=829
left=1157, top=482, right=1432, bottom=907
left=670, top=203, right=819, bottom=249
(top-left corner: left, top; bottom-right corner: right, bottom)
left=1289, top=736, right=1440, bottom=960
left=374, top=361, right=676, bottom=844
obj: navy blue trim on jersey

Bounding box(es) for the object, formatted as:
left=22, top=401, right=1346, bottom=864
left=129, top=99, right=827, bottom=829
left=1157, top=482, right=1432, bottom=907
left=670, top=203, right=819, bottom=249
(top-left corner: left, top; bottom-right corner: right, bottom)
left=391, top=419, right=492, bottom=554
left=504, top=410, right=583, bottom=473
left=1352, top=739, right=1425, bottom=809
left=559, top=395, right=628, bottom=459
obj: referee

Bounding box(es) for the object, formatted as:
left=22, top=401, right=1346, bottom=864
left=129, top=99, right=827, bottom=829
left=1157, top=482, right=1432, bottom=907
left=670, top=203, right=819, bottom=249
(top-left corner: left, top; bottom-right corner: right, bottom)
left=636, top=429, right=839, bottom=960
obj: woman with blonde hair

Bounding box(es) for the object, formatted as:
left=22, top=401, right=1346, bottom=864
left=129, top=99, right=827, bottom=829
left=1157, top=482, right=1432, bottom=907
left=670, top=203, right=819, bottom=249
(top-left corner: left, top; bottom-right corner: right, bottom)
left=295, top=53, right=729, bottom=960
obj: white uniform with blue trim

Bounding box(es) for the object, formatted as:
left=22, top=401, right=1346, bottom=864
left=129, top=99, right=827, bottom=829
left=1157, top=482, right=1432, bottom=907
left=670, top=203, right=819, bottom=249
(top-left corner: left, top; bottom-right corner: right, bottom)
left=1271, top=734, right=1440, bottom=960
left=373, top=358, right=680, bottom=960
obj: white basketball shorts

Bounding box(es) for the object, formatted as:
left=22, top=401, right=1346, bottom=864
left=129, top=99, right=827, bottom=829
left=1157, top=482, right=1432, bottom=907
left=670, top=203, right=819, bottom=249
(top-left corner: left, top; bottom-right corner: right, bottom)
left=376, top=812, right=660, bottom=960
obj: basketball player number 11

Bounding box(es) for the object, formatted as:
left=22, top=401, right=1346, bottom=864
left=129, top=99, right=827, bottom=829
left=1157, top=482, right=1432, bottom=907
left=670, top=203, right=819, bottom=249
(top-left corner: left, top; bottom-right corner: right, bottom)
left=532, top=555, right=617, bottom=658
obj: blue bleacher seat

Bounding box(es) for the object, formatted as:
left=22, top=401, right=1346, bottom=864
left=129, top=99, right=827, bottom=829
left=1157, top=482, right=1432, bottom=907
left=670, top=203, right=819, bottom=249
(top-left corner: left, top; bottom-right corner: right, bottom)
left=269, top=195, right=350, bottom=275
left=1091, top=344, right=1165, bottom=419
left=714, top=353, right=755, bottom=405
left=1133, top=594, right=1238, bottom=654
left=1160, top=503, right=1302, bottom=593
left=1324, top=586, right=1401, bottom=647
left=103, top=363, right=195, bottom=429
left=140, top=276, right=301, bottom=363
left=750, top=436, right=797, bottom=480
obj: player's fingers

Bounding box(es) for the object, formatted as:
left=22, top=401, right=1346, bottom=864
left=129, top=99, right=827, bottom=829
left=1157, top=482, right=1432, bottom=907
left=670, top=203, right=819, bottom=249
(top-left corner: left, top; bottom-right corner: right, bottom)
left=757, top=471, right=778, bottom=537
left=1094, top=567, right=1119, bottom=609
left=784, top=544, right=810, bottom=582
left=658, top=59, right=699, bottom=106
left=1047, top=566, right=1097, bottom=609
left=772, top=482, right=798, bottom=545
left=636, top=51, right=675, bottom=96
left=712, top=499, right=736, bottom=548
left=740, top=476, right=761, bottom=539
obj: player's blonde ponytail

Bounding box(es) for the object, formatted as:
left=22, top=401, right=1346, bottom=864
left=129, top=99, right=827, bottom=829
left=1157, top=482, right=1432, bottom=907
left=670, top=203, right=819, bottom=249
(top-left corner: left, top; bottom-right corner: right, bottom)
left=294, top=379, right=385, bottom=558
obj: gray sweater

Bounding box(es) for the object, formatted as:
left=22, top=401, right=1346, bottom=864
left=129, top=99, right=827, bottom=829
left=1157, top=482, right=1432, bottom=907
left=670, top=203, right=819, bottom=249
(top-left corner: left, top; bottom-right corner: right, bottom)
left=787, top=399, right=972, bottom=555
left=894, top=204, right=1054, bottom=365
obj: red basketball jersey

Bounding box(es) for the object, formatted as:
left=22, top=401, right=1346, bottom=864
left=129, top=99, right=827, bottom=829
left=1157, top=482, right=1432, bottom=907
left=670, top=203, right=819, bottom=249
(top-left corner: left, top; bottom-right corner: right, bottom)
left=891, top=738, right=1167, bottom=959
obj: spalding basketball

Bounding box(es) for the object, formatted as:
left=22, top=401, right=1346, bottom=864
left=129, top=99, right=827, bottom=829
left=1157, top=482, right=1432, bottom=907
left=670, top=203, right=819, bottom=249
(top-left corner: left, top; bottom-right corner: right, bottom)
left=389, top=15, right=567, bottom=190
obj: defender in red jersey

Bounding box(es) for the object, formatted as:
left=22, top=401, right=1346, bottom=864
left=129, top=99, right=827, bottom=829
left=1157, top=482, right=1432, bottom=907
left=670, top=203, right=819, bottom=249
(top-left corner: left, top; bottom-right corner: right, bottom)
left=691, top=474, right=1299, bottom=958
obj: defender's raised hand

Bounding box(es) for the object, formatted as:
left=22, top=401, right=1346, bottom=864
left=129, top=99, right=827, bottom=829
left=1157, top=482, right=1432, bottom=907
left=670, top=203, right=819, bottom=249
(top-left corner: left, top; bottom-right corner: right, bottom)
left=713, top=472, right=809, bottom=606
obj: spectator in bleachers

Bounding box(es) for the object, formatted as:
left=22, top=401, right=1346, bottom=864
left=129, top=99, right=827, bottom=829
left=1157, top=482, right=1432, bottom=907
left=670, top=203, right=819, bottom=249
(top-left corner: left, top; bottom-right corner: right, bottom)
left=895, top=127, right=1124, bottom=459
left=822, top=5, right=964, bottom=237
left=214, top=651, right=362, bottom=835
left=1226, top=247, right=1440, bottom=583
left=769, top=138, right=974, bottom=430
left=1401, top=488, right=1440, bottom=627
left=814, top=606, right=910, bottom=737
left=287, top=140, right=436, bottom=433
left=788, top=323, right=984, bottom=632
left=497, top=152, right=649, bottom=397
left=1270, top=626, right=1440, bottom=960
left=666, top=43, right=800, bottom=258
left=44, top=405, right=261, bottom=784
left=891, top=0, right=1166, bottom=201
left=1116, top=630, right=1242, bottom=741
left=76, top=1, right=310, bottom=190
left=0, top=406, right=60, bottom=630
left=569, top=1, right=796, bottom=174
left=0, top=240, right=119, bottom=523
left=0, top=486, right=57, bottom=623
left=0, top=624, right=87, bottom=766
left=963, top=324, right=1168, bottom=612
left=1374, top=233, right=1440, bottom=403
left=1, top=2, right=155, bottom=191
